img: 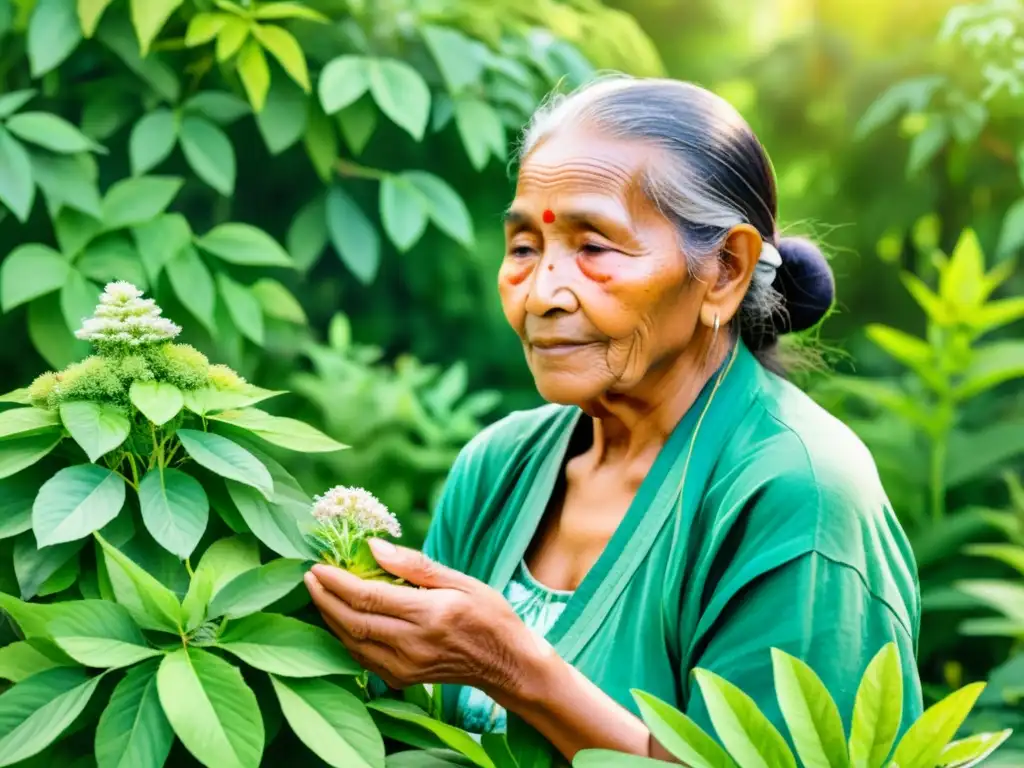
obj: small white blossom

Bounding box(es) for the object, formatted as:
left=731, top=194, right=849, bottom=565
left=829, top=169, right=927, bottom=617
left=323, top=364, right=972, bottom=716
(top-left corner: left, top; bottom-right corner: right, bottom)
left=75, top=281, right=181, bottom=348
left=311, top=486, right=401, bottom=538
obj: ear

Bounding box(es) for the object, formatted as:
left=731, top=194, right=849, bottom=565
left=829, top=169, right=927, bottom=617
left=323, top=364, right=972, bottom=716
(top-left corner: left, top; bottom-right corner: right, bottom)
left=699, top=224, right=763, bottom=328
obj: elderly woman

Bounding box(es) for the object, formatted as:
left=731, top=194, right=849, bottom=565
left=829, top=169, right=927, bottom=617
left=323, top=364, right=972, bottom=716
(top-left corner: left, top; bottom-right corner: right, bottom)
left=304, top=76, right=923, bottom=761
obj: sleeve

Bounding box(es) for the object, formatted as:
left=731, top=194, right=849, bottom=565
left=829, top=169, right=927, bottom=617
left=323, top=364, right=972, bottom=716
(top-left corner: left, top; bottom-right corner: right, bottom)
left=683, top=551, right=923, bottom=747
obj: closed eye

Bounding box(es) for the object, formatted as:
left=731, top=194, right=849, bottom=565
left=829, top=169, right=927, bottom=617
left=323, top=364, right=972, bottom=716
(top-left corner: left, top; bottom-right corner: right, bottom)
left=581, top=243, right=613, bottom=255
left=510, top=246, right=536, bottom=258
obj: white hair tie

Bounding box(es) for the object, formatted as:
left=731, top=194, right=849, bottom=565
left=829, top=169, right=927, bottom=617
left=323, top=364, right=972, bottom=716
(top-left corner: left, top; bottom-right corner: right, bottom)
left=754, top=241, right=782, bottom=286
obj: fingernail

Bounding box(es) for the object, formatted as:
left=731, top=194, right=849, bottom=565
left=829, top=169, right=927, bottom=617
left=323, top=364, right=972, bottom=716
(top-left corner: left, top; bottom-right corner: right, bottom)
left=369, top=538, right=396, bottom=557
left=304, top=572, right=317, bottom=589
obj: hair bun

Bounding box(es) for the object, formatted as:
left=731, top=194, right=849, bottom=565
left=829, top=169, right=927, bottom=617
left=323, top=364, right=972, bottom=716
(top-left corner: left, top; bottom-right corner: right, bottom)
left=773, top=237, right=834, bottom=334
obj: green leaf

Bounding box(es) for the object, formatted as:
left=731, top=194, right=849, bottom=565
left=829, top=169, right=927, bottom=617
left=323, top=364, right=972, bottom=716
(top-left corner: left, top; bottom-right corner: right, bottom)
left=29, top=149, right=102, bottom=219
left=216, top=15, right=249, bottom=61
left=0, top=407, right=59, bottom=439
left=632, top=690, right=735, bottom=768
left=59, top=268, right=100, bottom=336
left=853, top=76, right=944, bottom=140
left=32, top=464, right=126, bottom=547
left=337, top=97, right=377, bottom=155
left=304, top=102, right=338, bottom=182
left=59, top=401, right=131, bottom=463
left=0, top=592, right=56, bottom=639
left=129, top=109, right=177, bottom=177
left=252, top=24, right=309, bottom=91
left=955, top=580, right=1024, bottom=622
left=454, top=99, right=505, bottom=170
left=940, top=229, right=987, bottom=309
left=207, top=558, right=308, bottom=619
left=421, top=25, right=484, bottom=94
left=0, top=90, right=36, bottom=119
left=75, top=233, right=149, bottom=289
left=95, top=659, right=174, bottom=768
left=252, top=1, right=328, bottom=22
left=216, top=273, right=265, bottom=346
left=166, top=246, right=216, bottom=333
left=177, top=429, right=273, bottom=497
left=573, top=751, right=675, bottom=768
left=271, top=676, right=383, bottom=768
left=0, top=641, right=73, bottom=683
left=955, top=341, right=1024, bottom=400
left=319, top=55, right=371, bottom=114
left=225, top=481, right=310, bottom=558
left=971, top=296, right=1024, bottom=336
left=55, top=208, right=103, bottom=258
left=692, top=668, right=797, bottom=768
left=368, top=700, right=494, bottom=768
left=6, top=112, right=101, bottom=155
left=182, top=385, right=284, bottom=416
left=0, top=244, right=70, bottom=312
left=770, top=649, right=850, bottom=768
left=0, top=128, right=34, bottom=222
left=27, top=0, right=83, bottom=77
left=367, top=58, right=431, bottom=141
left=906, top=121, right=948, bottom=177
left=96, top=532, right=183, bottom=633
left=96, top=17, right=180, bottom=102
left=101, top=176, right=183, bottom=230
left=0, top=667, right=103, bottom=766
left=0, top=433, right=62, bottom=481
left=938, top=729, right=1013, bottom=768
left=216, top=612, right=357, bottom=677
left=0, top=388, right=33, bottom=404
left=251, top=278, right=307, bottom=324
left=326, top=185, right=380, bottom=284
left=157, top=647, right=263, bottom=768
left=48, top=600, right=160, bottom=668
left=255, top=75, right=309, bottom=154
left=184, top=11, right=227, bottom=46
left=380, top=176, right=429, bottom=252
left=181, top=535, right=260, bottom=629
left=183, top=91, right=250, bottom=125
left=130, top=0, right=183, bottom=56
left=947, top=419, right=1024, bottom=487
left=129, top=381, right=184, bottom=426
left=0, top=474, right=37, bottom=540
left=180, top=115, right=235, bottom=195
left=80, top=91, right=136, bottom=141
left=405, top=172, right=474, bottom=247
left=865, top=325, right=939, bottom=388
left=78, top=0, right=116, bottom=36
left=287, top=195, right=328, bottom=272
left=13, top=535, right=81, bottom=600
left=889, top=683, right=985, bottom=768
left=139, top=468, right=210, bottom=559
left=964, top=543, right=1024, bottom=578
left=997, top=198, right=1024, bottom=259
left=198, top=223, right=293, bottom=267
left=848, top=643, right=903, bottom=768
left=900, top=272, right=952, bottom=326
left=237, top=39, right=271, bottom=113
left=133, top=213, right=191, bottom=285
left=210, top=408, right=346, bottom=452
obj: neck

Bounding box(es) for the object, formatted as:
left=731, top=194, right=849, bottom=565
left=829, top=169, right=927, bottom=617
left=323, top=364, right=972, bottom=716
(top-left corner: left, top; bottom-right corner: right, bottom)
left=582, top=331, right=733, bottom=467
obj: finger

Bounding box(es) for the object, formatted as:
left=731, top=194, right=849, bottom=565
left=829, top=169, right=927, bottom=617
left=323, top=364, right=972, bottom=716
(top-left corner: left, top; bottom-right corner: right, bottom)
left=306, top=571, right=414, bottom=643
left=367, top=540, right=477, bottom=591
left=321, top=612, right=406, bottom=690
left=310, top=564, right=425, bottom=619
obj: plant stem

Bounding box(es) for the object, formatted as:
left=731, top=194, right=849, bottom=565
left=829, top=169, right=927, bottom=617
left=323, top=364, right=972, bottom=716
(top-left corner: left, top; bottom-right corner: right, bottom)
left=125, top=452, right=141, bottom=488
left=930, top=434, right=948, bottom=522
left=335, top=158, right=389, bottom=181
left=185, top=558, right=194, bottom=578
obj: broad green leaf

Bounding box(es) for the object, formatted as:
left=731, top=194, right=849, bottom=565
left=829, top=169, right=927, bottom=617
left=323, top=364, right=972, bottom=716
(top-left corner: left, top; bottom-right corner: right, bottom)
left=0, top=389, right=32, bottom=404
left=0, top=592, right=60, bottom=639
left=74, top=233, right=148, bottom=289
left=157, top=648, right=263, bottom=768
left=180, top=115, right=235, bottom=195
left=574, top=752, right=676, bottom=768
left=938, top=729, right=1013, bottom=768
left=954, top=341, right=1024, bottom=400
left=166, top=246, right=216, bottom=333
left=947, top=419, right=1024, bottom=487
left=59, top=268, right=100, bottom=335
left=0, top=244, right=69, bottom=312
left=181, top=535, right=260, bottom=629
left=0, top=127, right=34, bottom=222
left=48, top=599, right=160, bottom=668
left=216, top=15, right=249, bottom=60
left=380, top=176, right=429, bottom=252
left=101, top=176, right=183, bottom=230
left=6, top=112, right=100, bottom=155
left=996, top=198, right=1024, bottom=260
left=208, top=558, right=308, bottom=619
left=964, top=543, right=1024, bottom=577
left=632, top=690, right=735, bottom=768
left=304, top=102, right=338, bottom=182
left=36, top=550, right=80, bottom=596
left=198, top=222, right=293, bottom=267
left=0, top=407, right=58, bottom=439
left=131, top=0, right=183, bottom=56
left=95, top=659, right=174, bottom=768
left=255, top=75, right=308, bottom=154
left=55, top=208, right=103, bottom=258
left=421, top=25, right=484, bottom=94
left=405, top=172, right=474, bottom=246
left=252, top=24, right=309, bottom=91
left=129, top=381, right=184, bottom=425
left=29, top=150, right=102, bottom=219
left=96, top=532, right=183, bottom=633
left=971, top=296, right=1024, bottom=336
left=216, top=273, right=265, bottom=346
left=251, top=278, right=307, bottom=324
left=368, top=700, right=494, bottom=768
left=0, top=433, right=62, bottom=481
left=237, top=39, right=271, bottom=113
left=480, top=734, right=518, bottom=768
left=216, top=612, right=358, bottom=676
left=97, top=16, right=180, bottom=102
left=940, top=229, right=987, bottom=308
left=0, top=474, right=37, bottom=540
left=185, top=12, right=227, bottom=46
left=59, top=401, right=131, bottom=462
left=865, top=325, right=936, bottom=385
left=0, top=667, right=103, bottom=766
left=287, top=194, right=328, bottom=272
left=129, top=109, right=177, bottom=176
left=78, top=0, right=116, bottom=36
left=0, top=641, right=73, bottom=682
left=13, top=535, right=81, bottom=600
left=225, top=480, right=309, bottom=558
left=133, top=213, right=192, bottom=285
left=253, top=1, right=328, bottom=22
left=890, top=683, right=985, bottom=768
left=337, top=97, right=378, bottom=155
left=900, top=272, right=952, bottom=326
left=319, top=55, right=371, bottom=114
left=271, top=676, right=383, bottom=768
left=182, top=385, right=284, bottom=416
left=177, top=429, right=273, bottom=497
left=210, top=408, right=346, bottom=452
left=326, top=185, right=380, bottom=284
left=183, top=91, right=250, bottom=125
left=367, top=58, right=431, bottom=141
left=905, top=121, right=948, bottom=177
left=955, top=580, right=1024, bottom=622
left=454, top=99, right=505, bottom=170
left=32, top=464, right=126, bottom=546
left=27, top=0, right=83, bottom=77
left=139, top=468, right=210, bottom=559
left=853, top=76, right=945, bottom=140
left=692, top=668, right=797, bottom=768
left=0, top=90, right=36, bottom=119
left=80, top=90, right=135, bottom=140
left=770, top=649, right=850, bottom=768
left=848, top=643, right=903, bottom=768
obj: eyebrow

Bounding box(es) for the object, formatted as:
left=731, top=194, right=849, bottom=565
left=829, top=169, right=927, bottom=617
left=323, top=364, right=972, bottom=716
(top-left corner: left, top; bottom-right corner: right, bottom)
left=503, top=208, right=625, bottom=239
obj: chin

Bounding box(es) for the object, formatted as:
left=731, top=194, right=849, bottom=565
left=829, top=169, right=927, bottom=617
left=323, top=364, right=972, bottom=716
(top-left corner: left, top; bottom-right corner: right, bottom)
left=531, top=370, right=609, bottom=406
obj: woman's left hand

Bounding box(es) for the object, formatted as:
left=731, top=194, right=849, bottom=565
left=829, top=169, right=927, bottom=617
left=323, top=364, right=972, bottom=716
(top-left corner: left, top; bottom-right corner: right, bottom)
left=304, top=539, right=544, bottom=698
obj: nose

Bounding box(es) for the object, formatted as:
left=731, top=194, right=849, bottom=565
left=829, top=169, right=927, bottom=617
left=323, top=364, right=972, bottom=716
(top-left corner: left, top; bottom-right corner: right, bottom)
left=524, top=250, right=579, bottom=317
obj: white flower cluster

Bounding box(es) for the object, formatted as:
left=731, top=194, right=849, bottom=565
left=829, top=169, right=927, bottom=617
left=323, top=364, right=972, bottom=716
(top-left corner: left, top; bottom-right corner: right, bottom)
left=311, top=485, right=402, bottom=538
left=75, top=281, right=181, bottom=347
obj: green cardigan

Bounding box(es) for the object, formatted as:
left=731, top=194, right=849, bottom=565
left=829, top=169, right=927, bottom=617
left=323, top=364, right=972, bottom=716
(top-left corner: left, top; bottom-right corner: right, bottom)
left=423, top=342, right=923, bottom=751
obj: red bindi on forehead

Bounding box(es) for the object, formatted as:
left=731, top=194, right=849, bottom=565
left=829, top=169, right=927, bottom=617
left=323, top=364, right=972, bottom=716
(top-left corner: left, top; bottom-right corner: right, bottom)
left=542, top=209, right=556, bottom=224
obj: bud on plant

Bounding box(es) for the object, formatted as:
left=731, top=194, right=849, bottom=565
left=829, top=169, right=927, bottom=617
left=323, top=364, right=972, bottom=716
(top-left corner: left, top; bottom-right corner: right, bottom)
left=307, top=486, right=403, bottom=582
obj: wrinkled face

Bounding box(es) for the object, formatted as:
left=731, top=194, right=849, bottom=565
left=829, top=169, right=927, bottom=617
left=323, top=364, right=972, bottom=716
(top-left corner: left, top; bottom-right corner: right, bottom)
left=500, top=130, right=711, bottom=405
